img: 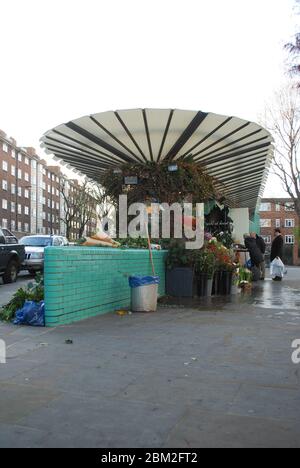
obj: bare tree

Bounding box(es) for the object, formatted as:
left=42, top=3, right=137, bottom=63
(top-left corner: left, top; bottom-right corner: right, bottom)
left=60, top=178, right=96, bottom=239
left=60, top=179, right=78, bottom=240
left=264, top=85, right=300, bottom=217
left=77, top=180, right=96, bottom=238
left=285, top=1, right=300, bottom=81
left=92, top=183, right=115, bottom=234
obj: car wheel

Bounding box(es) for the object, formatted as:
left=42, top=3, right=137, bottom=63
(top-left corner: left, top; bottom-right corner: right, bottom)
left=3, top=260, right=19, bottom=284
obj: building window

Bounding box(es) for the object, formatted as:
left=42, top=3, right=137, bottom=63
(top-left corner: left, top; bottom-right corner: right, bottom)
left=18, top=153, right=22, bottom=162
left=260, top=203, right=271, bottom=212
left=11, top=202, right=15, bottom=213
left=2, top=199, right=7, bottom=210
left=18, top=169, right=22, bottom=180
left=3, top=142, right=8, bottom=152
left=285, top=202, right=295, bottom=212
left=2, top=218, right=8, bottom=228
left=262, top=236, right=271, bottom=244
left=11, top=165, right=15, bottom=176
left=18, top=221, right=22, bottom=232
left=11, top=220, right=15, bottom=231
left=2, top=180, right=8, bottom=190
left=275, top=203, right=281, bottom=212
left=2, top=161, right=8, bottom=172
left=24, top=172, right=29, bottom=182
left=11, top=184, right=15, bottom=195
left=11, top=149, right=16, bottom=159
left=24, top=189, right=29, bottom=199
left=32, top=160, right=37, bottom=169
left=18, top=187, right=22, bottom=197
left=285, top=235, right=295, bottom=244
left=275, top=219, right=281, bottom=228
left=18, top=204, right=22, bottom=214
left=285, top=219, right=295, bottom=228
left=260, top=219, right=271, bottom=228
left=24, top=223, right=29, bottom=232
left=24, top=206, right=29, bottom=216
left=24, top=157, right=29, bottom=165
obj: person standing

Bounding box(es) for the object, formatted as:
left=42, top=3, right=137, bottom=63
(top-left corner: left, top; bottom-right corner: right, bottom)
left=243, top=234, right=264, bottom=281
left=270, top=228, right=284, bottom=262
left=253, top=232, right=266, bottom=280
left=270, top=228, right=284, bottom=281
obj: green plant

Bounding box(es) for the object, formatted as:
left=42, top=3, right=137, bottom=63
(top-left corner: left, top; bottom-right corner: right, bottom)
left=165, top=239, right=194, bottom=270
left=194, top=249, right=216, bottom=279
left=0, top=275, right=44, bottom=322
left=236, top=267, right=253, bottom=286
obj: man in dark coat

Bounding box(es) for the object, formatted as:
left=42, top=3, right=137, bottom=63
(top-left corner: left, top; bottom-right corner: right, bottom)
left=254, top=232, right=266, bottom=280
left=271, top=229, right=284, bottom=262
left=244, top=234, right=264, bottom=281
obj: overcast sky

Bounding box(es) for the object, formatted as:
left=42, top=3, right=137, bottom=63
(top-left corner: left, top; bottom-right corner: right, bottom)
left=0, top=0, right=297, bottom=196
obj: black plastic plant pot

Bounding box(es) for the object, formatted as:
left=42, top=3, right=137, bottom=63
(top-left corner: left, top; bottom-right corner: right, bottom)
left=220, top=271, right=233, bottom=295
left=166, top=268, right=196, bottom=297
left=212, top=270, right=222, bottom=295
left=197, top=273, right=208, bottom=297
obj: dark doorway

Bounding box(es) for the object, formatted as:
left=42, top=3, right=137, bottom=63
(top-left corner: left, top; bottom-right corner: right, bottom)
left=283, top=245, right=294, bottom=265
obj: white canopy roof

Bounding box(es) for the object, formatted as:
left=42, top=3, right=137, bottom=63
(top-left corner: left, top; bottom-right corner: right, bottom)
left=40, top=108, right=274, bottom=209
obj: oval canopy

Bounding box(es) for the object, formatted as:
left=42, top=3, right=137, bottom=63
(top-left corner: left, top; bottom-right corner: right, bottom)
left=40, top=108, right=273, bottom=209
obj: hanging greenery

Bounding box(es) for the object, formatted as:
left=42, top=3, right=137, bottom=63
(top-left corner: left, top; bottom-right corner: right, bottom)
left=99, top=159, right=221, bottom=205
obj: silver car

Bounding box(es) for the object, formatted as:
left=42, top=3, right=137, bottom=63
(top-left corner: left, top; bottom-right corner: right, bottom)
left=20, top=235, right=69, bottom=275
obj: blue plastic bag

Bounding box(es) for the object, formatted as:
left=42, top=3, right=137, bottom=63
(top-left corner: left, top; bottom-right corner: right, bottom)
left=245, top=259, right=253, bottom=270
left=129, top=276, right=160, bottom=288
left=14, top=300, right=45, bottom=327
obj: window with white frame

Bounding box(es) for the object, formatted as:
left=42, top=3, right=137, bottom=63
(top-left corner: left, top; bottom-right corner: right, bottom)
left=285, top=219, right=295, bottom=228
left=11, top=149, right=15, bottom=159
left=11, top=165, right=15, bottom=176
left=24, top=223, right=29, bottom=232
left=18, top=204, right=22, bottom=214
left=275, top=203, right=281, bottom=212
left=2, top=161, right=8, bottom=171
left=285, top=202, right=295, bottom=212
left=24, top=206, right=29, bottom=216
left=2, top=199, right=7, bottom=209
left=42, top=211, right=46, bottom=220
left=18, top=221, right=22, bottom=231
left=275, top=219, right=281, bottom=228
left=11, top=220, right=15, bottom=231
left=260, top=203, right=271, bottom=211
left=18, top=187, right=22, bottom=197
left=32, top=160, right=37, bottom=169
left=11, top=202, right=15, bottom=213
left=18, top=153, right=22, bottom=162
left=3, top=142, right=8, bottom=152
left=24, top=172, right=29, bottom=182
left=263, top=236, right=271, bottom=244
left=24, top=157, right=29, bottom=165
left=285, top=235, right=295, bottom=244
left=2, top=218, right=8, bottom=228
left=260, top=219, right=271, bottom=228
left=11, top=184, right=15, bottom=194
left=24, top=189, right=29, bottom=199
left=2, top=180, right=8, bottom=190
left=18, top=169, right=22, bottom=179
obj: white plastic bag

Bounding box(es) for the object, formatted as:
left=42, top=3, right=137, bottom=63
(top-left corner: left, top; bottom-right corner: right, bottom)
left=270, top=257, right=285, bottom=279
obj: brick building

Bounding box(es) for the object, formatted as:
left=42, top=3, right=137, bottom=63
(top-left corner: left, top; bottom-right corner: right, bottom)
left=0, top=129, right=98, bottom=239
left=259, top=198, right=300, bottom=265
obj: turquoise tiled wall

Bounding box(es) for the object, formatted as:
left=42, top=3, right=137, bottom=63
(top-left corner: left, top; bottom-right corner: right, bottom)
left=44, top=247, right=167, bottom=327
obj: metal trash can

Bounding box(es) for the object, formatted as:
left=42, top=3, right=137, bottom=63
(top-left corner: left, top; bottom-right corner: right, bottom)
left=129, top=276, right=159, bottom=312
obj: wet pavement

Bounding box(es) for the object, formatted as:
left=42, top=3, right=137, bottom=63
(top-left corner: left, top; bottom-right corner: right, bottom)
left=0, top=267, right=299, bottom=447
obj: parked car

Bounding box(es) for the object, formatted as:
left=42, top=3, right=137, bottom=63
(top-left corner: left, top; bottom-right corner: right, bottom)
left=19, top=235, right=69, bottom=275
left=0, top=228, right=25, bottom=283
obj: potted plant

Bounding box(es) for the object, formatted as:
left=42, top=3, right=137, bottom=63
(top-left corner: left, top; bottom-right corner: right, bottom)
left=237, top=266, right=253, bottom=292
left=194, top=249, right=216, bottom=296
left=165, top=240, right=196, bottom=297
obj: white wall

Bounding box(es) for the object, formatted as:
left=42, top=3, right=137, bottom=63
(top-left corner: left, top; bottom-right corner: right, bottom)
left=229, top=208, right=250, bottom=244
